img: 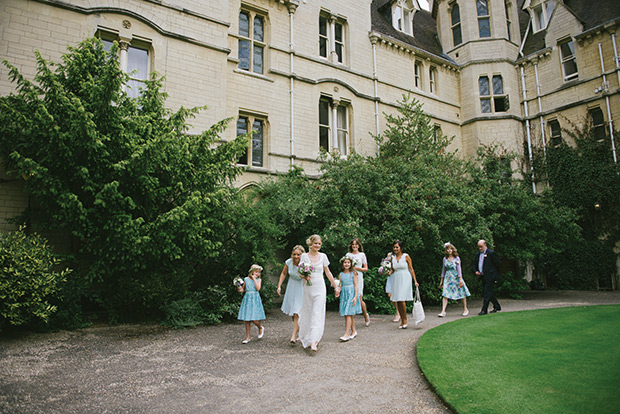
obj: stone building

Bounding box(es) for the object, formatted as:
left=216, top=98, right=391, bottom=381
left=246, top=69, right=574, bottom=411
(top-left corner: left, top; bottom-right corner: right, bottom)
left=1, top=0, right=619, bottom=232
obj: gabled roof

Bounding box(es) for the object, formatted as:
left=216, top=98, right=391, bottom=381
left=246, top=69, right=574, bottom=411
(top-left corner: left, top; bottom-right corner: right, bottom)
left=371, top=0, right=452, bottom=63
left=519, top=0, right=620, bottom=57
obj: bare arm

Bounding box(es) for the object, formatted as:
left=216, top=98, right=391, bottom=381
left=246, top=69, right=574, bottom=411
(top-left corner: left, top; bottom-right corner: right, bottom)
left=252, top=275, right=262, bottom=291
left=440, top=257, right=445, bottom=287
left=353, top=272, right=359, bottom=305
left=406, top=255, right=419, bottom=286
left=276, top=264, right=289, bottom=296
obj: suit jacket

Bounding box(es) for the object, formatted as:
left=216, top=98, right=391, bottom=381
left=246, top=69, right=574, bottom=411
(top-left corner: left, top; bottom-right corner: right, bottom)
left=473, top=249, right=501, bottom=280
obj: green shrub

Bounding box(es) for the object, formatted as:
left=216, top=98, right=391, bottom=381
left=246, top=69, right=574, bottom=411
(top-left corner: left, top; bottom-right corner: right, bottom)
left=0, top=227, right=70, bottom=330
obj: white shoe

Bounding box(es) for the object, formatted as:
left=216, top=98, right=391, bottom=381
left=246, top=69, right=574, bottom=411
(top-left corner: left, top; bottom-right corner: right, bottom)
left=365, top=315, right=370, bottom=326
left=258, top=326, right=264, bottom=339
left=350, top=331, right=358, bottom=339
left=438, top=312, right=446, bottom=317
left=398, top=324, right=408, bottom=329
left=462, top=310, right=469, bottom=316
left=242, top=339, right=250, bottom=344
left=339, top=336, right=350, bottom=342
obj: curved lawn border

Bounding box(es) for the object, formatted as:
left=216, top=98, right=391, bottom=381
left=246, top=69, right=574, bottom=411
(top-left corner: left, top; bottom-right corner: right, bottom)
left=417, top=305, right=620, bottom=414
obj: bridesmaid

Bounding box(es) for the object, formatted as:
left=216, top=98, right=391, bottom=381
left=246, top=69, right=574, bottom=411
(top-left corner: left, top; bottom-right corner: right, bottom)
left=389, top=240, right=419, bottom=329
left=298, top=234, right=340, bottom=352
left=346, top=238, right=370, bottom=326
left=438, top=242, right=470, bottom=317
left=276, top=245, right=306, bottom=343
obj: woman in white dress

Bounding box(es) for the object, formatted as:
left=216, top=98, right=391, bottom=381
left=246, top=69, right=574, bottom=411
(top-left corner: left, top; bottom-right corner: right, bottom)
left=298, top=234, right=340, bottom=352
left=346, top=238, right=370, bottom=326
left=389, top=240, right=419, bottom=329
left=276, top=245, right=305, bottom=343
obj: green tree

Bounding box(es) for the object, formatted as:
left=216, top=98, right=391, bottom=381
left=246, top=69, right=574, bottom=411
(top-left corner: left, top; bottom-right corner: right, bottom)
left=0, top=38, right=254, bottom=320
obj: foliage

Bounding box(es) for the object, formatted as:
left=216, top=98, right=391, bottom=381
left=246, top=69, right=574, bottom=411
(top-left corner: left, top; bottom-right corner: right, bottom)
left=531, top=120, right=620, bottom=289
left=0, top=38, right=273, bottom=322
left=0, top=227, right=70, bottom=330
left=254, top=95, right=580, bottom=305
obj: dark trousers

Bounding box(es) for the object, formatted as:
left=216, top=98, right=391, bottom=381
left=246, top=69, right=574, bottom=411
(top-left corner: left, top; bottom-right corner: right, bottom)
left=481, top=275, right=500, bottom=312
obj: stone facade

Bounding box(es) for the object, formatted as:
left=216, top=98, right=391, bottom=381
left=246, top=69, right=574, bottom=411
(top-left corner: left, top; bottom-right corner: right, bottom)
left=0, top=0, right=619, bottom=234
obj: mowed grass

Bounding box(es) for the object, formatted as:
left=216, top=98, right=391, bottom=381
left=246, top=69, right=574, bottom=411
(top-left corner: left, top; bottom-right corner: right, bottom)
left=417, top=305, right=620, bottom=414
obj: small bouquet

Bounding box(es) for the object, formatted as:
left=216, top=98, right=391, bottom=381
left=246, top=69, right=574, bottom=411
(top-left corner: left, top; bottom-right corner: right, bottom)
left=298, top=261, right=314, bottom=286
left=233, top=276, right=244, bottom=289
left=378, top=257, right=392, bottom=276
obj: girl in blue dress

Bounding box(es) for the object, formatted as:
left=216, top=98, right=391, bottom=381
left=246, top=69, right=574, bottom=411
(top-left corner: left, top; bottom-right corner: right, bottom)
left=338, top=256, right=361, bottom=342
left=276, top=245, right=305, bottom=343
left=438, top=243, right=470, bottom=317
left=237, top=264, right=266, bottom=344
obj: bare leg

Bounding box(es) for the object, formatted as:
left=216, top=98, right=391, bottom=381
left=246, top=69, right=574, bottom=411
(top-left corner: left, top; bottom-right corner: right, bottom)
left=360, top=296, right=369, bottom=324
left=441, top=297, right=448, bottom=313
left=291, top=314, right=300, bottom=342
left=397, top=301, right=408, bottom=327
left=351, top=317, right=357, bottom=336
left=244, top=321, right=251, bottom=341
left=462, top=297, right=469, bottom=314
left=388, top=293, right=400, bottom=322
left=343, top=316, right=353, bottom=337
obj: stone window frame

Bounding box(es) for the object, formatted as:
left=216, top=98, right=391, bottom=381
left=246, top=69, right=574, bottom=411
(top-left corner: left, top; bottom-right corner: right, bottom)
left=319, top=12, right=347, bottom=65
left=504, top=0, right=512, bottom=41
left=477, top=0, right=491, bottom=38
left=479, top=74, right=509, bottom=113
left=450, top=2, right=462, bottom=47
left=392, top=0, right=415, bottom=36
left=559, top=37, right=578, bottom=82
left=588, top=107, right=606, bottom=142
left=98, top=30, right=151, bottom=99
left=319, top=96, right=351, bottom=156
left=429, top=66, right=438, bottom=94
left=414, top=60, right=423, bottom=89
left=237, top=7, right=267, bottom=75
left=547, top=118, right=562, bottom=147
left=236, top=113, right=267, bottom=168
left=530, top=0, right=555, bottom=33
left=432, top=124, right=442, bottom=143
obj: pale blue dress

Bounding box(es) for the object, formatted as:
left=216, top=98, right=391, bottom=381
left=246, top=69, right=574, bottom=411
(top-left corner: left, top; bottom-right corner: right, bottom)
left=281, top=258, right=304, bottom=316
left=390, top=253, right=414, bottom=302
left=237, top=277, right=266, bottom=321
left=339, top=271, right=362, bottom=316
left=346, top=252, right=367, bottom=296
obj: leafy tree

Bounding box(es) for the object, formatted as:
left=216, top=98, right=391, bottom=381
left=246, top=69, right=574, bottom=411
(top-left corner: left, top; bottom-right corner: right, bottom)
left=0, top=38, right=256, bottom=321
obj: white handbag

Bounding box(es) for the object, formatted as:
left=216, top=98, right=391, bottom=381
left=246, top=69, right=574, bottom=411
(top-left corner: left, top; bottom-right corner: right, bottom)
left=412, top=287, right=425, bottom=325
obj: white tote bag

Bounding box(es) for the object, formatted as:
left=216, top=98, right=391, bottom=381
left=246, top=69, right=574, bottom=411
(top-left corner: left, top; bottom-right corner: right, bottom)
left=412, top=287, right=425, bottom=325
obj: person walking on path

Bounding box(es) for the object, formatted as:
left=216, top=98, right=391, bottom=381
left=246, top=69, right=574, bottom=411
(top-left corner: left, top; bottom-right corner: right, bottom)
left=337, top=256, right=361, bottom=342
left=473, top=239, right=501, bottom=315
left=438, top=243, right=470, bottom=317
left=389, top=240, right=419, bottom=329
left=346, top=238, right=370, bottom=326
left=237, top=264, right=266, bottom=344
left=276, top=245, right=305, bottom=343
left=298, top=234, right=340, bottom=352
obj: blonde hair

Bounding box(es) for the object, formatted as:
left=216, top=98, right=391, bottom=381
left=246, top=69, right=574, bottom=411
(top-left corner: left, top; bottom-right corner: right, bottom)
left=306, top=234, right=322, bottom=247
left=291, top=245, right=305, bottom=256
left=248, top=264, right=263, bottom=276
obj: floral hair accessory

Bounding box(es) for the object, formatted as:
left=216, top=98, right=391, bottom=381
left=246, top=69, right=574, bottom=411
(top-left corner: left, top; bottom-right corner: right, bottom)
left=340, top=255, right=353, bottom=264
left=248, top=264, right=263, bottom=275
left=444, top=242, right=451, bottom=248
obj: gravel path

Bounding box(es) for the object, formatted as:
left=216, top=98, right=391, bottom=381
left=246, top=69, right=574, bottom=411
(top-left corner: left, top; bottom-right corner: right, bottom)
left=1, top=290, right=620, bottom=414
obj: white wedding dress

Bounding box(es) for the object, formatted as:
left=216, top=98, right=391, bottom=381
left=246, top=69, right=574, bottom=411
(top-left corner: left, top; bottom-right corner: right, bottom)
left=298, top=252, right=329, bottom=348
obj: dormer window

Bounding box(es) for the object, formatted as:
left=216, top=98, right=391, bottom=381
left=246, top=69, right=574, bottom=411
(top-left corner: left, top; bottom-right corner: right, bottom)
left=531, top=0, right=554, bottom=32
left=392, top=0, right=415, bottom=36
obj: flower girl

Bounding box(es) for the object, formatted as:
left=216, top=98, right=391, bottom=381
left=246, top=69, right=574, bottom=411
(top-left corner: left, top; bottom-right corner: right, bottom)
left=237, top=264, right=266, bottom=344
left=338, top=256, right=361, bottom=342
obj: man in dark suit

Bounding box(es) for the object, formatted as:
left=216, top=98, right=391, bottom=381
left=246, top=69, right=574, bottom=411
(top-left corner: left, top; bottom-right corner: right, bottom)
left=473, top=239, right=501, bottom=315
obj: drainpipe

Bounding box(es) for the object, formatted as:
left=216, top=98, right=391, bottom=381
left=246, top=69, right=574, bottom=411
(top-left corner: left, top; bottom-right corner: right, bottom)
left=521, top=65, right=536, bottom=193
left=533, top=62, right=546, bottom=153
left=612, top=33, right=620, bottom=91
left=598, top=42, right=618, bottom=164
left=288, top=2, right=299, bottom=166
left=370, top=34, right=380, bottom=144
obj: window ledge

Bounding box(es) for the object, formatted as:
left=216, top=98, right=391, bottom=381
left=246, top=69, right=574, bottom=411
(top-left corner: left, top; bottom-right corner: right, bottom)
left=233, top=68, right=274, bottom=83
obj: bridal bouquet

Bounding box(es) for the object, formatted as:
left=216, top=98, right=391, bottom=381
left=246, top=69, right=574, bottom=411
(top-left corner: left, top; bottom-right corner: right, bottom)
left=233, top=276, right=244, bottom=289
left=298, top=261, right=314, bottom=286
left=378, top=258, right=392, bottom=276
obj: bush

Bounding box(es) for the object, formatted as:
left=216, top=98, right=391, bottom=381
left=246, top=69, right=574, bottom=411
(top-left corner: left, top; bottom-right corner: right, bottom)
left=0, top=227, right=70, bottom=330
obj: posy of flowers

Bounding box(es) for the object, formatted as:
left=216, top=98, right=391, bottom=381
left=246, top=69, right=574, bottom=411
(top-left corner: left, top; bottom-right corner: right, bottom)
left=298, top=261, right=315, bottom=286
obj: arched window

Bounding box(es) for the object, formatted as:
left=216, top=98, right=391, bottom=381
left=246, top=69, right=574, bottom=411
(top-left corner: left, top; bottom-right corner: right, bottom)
left=477, top=0, right=491, bottom=38
left=451, top=3, right=462, bottom=47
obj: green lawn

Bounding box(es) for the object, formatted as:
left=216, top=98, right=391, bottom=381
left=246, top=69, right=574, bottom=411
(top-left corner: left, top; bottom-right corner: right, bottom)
left=417, top=305, right=620, bottom=414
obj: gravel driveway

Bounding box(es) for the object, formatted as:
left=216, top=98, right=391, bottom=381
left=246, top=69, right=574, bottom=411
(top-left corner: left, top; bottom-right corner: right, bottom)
left=2, top=290, right=620, bottom=414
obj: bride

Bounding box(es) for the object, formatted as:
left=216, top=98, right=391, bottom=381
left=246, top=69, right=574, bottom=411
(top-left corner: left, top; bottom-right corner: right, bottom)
left=298, top=234, right=340, bottom=352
